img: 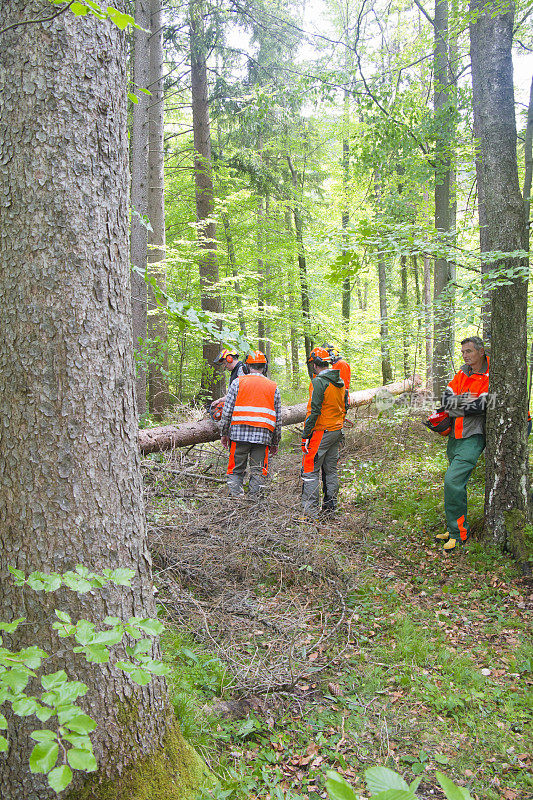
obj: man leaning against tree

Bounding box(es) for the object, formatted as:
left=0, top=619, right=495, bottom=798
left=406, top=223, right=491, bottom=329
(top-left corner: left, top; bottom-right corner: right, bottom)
left=436, top=336, right=489, bottom=552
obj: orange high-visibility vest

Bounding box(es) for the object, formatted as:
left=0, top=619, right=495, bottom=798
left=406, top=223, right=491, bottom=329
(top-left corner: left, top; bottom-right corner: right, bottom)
left=306, top=380, right=345, bottom=432
left=231, top=374, right=277, bottom=431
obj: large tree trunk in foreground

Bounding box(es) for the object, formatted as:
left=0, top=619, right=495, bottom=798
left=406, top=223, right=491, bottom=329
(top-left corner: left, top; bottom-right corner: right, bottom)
left=147, top=0, right=170, bottom=418
left=470, top=0, right=530, bottom=559
left=130, top=0, right=150, bottom=417
left=139, top=376, right=421, bottom=453
left=190, top=0, right=225, bottom=400
left=0, top=6, right=171, bottom=797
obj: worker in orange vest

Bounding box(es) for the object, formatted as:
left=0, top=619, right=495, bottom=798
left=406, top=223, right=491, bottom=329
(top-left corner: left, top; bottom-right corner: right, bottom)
left=220, top=351, right=281, bottom=498
left=437, top=336, right=489, bottom=552
left=301, top=347, right=347, bottom=517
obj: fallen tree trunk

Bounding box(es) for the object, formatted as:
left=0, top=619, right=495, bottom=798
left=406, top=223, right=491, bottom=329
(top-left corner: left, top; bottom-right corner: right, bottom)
left=139, top=375, right=421, bottom=453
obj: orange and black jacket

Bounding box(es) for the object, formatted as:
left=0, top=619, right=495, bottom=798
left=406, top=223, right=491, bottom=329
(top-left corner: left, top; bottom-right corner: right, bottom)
left=442, top=358, right=489, bottom=439
left=303, top=369, right=347, bottom=439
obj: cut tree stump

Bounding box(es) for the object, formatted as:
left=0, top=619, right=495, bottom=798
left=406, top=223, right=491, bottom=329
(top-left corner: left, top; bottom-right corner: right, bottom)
left=138, top=375, right=421, bottom=454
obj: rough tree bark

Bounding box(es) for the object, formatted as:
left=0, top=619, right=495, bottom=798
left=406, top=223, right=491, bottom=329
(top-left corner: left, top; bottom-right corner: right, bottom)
left=189, top=0, right=225, bottom=400
left=138, top=376, right=421, bottom=453
left=0, top=4, right=195, bottom=797
left=147, top=0, right=170, bottom=418
left=470, top=0, right=530, bottom=559
left=432, top=0, right=455, bottom=398
left=523, top=74, right=533, bottom=233
left=130, top=0, right=150, bottom=417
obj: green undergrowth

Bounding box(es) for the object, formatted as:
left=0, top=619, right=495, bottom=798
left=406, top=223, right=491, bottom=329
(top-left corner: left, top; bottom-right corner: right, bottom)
left=156, top=412, right=532, bottom=800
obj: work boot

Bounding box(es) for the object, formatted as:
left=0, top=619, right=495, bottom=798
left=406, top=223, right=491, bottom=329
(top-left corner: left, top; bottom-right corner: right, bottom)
left=443, top=536, right=466, bottom=551
left=435, top=532, right=450, bottom=541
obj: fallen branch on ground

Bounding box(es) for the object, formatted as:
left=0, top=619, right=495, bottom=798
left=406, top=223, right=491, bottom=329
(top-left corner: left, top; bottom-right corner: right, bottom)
left=139, top=375, right=421, bottom=453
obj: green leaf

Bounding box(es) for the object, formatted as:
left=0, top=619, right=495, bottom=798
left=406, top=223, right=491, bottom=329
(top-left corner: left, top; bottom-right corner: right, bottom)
left=73, top=644, right=110, bottom=663
left=74, top=620, right=95, bottom=645
left=365, top=767, right=409, bottom=795
left=325, top=770, right=359, bottom=800
left=55, top=610, right=72, bottom=623
left=129, top=668, right=152, bottom=686
left=62, top=572, right=93, bottom=593
left=129, top=618, right=164, bottom=636
left=128, top=91, right=139, bottom=104
left=18, top=645, right=48, bottom=669
left=27, top=571, right=62, bottom=592
left=8, top=565, right=26, bottom=584
left=70, top=1, right=89, bottom=15
left=2, top=669, right=30, bottom=693
left=48, top=764, right=73, bottom=792
left=0, top=617, right=25, bottom=632
left=63, top=714, right=97, bottom=734
left=91, top=628, right=123, bottom=646
left=62, top=732, right=93, bottom=749
left=436, top=773, right=473, bottom=800
left=435, top=753, right=450, bottom=765
left=12, top=696, right=39, bottom=716
left=179, top=647, right=199, bottom=664
left=67, top=747, right=97, bottom=771
left=0, top=734, right=8, bottom=753
left=35, top=706, right=55, bottom=722
left=108, top=568, right=135, bottom=586
left=0, top=712, right=7, bottom=729
left=30, top=730, right=58, bottom=742
left=29, top=740, right=59, bottom=774
left=372, top=791, right=416, bottom=800
left=41, top=670, right=68, bottom=691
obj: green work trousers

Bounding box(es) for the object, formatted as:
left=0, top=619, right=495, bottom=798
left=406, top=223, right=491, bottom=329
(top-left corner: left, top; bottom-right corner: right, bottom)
left=301, top=429, right=342, bottom=516
left=444, top=434, right=485, bottom=541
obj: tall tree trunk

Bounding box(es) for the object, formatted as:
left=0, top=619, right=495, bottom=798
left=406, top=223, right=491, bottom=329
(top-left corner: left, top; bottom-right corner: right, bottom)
left=423, top=253, right=433, bottom=388
left=147, top=0, right=170, bottom=418
left=470, top=0, right=530, bottom=558
left=400, top=255, right=409, bottom=377
left=341, top=90, right=351, bottom=342
left=432, top=0, right=455, bottom=398
left=257, top=195, right=266, bottom=353
left=130, top=0, right=150, bottom=417
left=285, top=210, right=300, bottom=389
left=287, top=157, right=312, bottom=360
left=523, top=74, right=533, bottom=236
left=189, top=0, right=225, bottom=399
left=0, top=5, right=173, bottom=796
left=375, top=171, right=393, bottom=383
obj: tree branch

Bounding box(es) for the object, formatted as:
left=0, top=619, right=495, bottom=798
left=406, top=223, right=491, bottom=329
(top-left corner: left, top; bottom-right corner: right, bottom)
left=412, top=0, right=435, bottom=27
left=0, top=0, right=74, bottom=36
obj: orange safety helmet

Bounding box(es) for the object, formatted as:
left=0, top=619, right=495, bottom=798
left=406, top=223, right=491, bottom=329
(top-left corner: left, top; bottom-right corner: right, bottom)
left=243, top=350, right=268, bottom=374
left=307, top=346, right=332, bottom=366
left=307, top=346, right=332, bottom=378
left=213, top=348, right=239, bottom=366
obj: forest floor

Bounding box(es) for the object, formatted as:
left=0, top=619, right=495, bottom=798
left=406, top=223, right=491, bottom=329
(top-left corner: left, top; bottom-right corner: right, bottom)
left=143, top=406, right=533, bottom=800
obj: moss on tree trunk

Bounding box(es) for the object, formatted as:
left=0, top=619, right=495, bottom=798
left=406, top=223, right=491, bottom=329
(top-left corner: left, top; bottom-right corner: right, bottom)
left=68, top=722, right=210, bottom=800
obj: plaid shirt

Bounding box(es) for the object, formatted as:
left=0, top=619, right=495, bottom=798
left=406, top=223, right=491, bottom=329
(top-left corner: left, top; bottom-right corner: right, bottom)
left=220, top=376, right=282, bottom=446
